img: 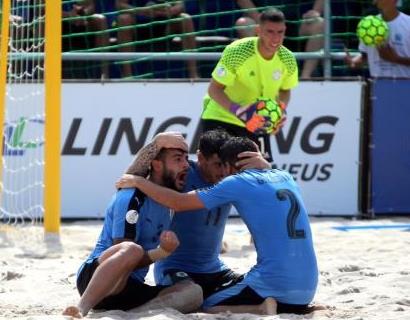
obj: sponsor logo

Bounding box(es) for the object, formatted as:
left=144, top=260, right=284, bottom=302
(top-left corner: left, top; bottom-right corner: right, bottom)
left=216, top=66, right=226, bottom=77
left=61, top=115, right=337, bottom=156
left=62, top=116, right=200, bottom=155
left=6, top=114, right=341, bottom=182
left=272, top=70, right=281, bottom=80
left=8, top=114, right=338, bottom=159
left=3, top=117, right=44, bottom=156
left=125, top=209, right=139, bottom=224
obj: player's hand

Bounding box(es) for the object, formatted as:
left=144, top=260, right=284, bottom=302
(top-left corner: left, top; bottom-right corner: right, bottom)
left=246, top=114, right=273, bottom=135
left=271, top=114, right=287, bottom=135
left=236, top=151, right=271, bottom=170
left=230, top=102, right=272, bottom=135
left=153, top=132, right=188, bottom=152
left=377, top=44, right=400, bottom=63
left=115, top=174, right=140, bottom=189
left=159, top=231, right=179, bottom=253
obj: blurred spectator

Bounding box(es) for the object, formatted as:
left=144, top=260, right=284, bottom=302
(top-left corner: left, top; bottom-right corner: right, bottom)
left=299, top=0, right=365, bottom=78
left=345, top=0, right=410, bottom=78
left=184, top=0, right=241, bottom=39
left=116, top=0, right=198, bottom=78
left=63, top=0, right=110, bottom=79
left=183, top=1, right=242, bottom=77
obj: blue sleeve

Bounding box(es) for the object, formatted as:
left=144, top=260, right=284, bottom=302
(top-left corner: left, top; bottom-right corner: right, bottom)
left=111, top=190, right=138, bottom=240
left=196, top=176, right=238, bottom=210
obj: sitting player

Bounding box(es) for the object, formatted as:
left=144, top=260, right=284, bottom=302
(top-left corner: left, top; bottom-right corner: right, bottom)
left=117, top=136, right=323, bottom=315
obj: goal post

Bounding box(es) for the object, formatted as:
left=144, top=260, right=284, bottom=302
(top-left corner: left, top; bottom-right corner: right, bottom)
left=0, top=3, right=11, bottom=190
left=44, top=0, right=62, bottom=233
left=0, top=0, right=62, bottom=235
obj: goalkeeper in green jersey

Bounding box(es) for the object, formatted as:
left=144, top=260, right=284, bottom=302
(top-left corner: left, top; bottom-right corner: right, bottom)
left=200, top=8, right=298, bottom=162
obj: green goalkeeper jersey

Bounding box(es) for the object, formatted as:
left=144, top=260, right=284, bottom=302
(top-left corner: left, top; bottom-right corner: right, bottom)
left=202, top=37, right=298, bottom=127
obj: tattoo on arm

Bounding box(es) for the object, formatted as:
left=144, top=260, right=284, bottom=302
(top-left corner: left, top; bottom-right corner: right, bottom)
left=125, top=142, right=159, bottom=177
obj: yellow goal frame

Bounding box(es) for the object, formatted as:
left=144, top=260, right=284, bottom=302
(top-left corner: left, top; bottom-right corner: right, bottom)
left=0, top=0, right=62, bottom=234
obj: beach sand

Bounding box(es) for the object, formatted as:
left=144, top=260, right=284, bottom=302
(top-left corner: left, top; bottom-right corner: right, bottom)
left=1, top=217, right=410, bottom=320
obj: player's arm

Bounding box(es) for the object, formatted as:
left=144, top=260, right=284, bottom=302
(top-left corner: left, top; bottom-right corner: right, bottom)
left=113, top=231, right=179, bottom=269
left=136, top=231, right=180, bottom=269
left=208, top=78, right=258, bottom=117
left=110, top=190, right=180, bottom=268
left=125, top=132, right=187, bottom=177
left=117, top=175, right=205, bottom=211
left=209, top=79, right=271, bottom=134
left=278, top=51, right=298, bottom=109
left=278, top=89, right=291, bottom=106
left=208, top=78, right=233, bottom=110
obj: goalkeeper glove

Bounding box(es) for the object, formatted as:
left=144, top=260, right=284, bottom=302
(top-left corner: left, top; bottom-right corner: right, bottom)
left=230, top=102, right=272, bottom=135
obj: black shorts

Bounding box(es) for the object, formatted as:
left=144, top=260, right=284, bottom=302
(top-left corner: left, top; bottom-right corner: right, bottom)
left=217, top=286, right=312, bottom=315
left=200, top=119, right=273, bottom=162
left=77, top=259, right=167, bottom=311
left=163, top=268, right=243, bottom=299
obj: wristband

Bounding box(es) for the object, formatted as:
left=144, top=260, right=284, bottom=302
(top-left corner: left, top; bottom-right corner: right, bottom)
left=147, top=246, right=172, bottom=262
left=229, top=103, right=241, bottom=115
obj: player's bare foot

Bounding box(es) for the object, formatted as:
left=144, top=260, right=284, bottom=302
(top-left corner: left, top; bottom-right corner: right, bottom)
left=259, top=297, right=277, bottom=315
left=62, top=306, right=83, bottom=318
left=306, top=303, right=335, bottom=314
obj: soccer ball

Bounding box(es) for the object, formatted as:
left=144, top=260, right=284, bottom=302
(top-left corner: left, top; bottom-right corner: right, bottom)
left=254, top=99, right=283, bottom=134
left=356, top=15, right=389, bottom=47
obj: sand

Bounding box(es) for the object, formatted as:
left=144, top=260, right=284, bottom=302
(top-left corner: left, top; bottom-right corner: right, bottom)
left=1, top=217, right=410, bottom=320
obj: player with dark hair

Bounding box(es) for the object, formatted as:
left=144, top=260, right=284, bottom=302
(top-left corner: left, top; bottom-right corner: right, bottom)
left=63, top=135, right=202, bottom=318
left=201, top=8, right=298, bottom=161
left=117, top=136, right=320, bottom=315
left=117, top=129, right=271, bottom=300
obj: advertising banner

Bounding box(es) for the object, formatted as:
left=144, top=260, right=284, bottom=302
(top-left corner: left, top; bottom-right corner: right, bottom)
left=60, top=82, right=363, bottom=217
left=371, top=79, right=410, bottom=214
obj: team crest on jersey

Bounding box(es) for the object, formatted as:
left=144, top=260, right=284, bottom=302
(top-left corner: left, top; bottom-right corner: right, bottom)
left=272, top=70, right=282, bottom=80
left=216, top=66, right=227, bottom=77
left=126, top=209, right=139, bottom=224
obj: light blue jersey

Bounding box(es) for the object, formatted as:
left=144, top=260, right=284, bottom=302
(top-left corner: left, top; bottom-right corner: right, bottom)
left=78, top=188, right=172, bottom=283
left=197, top=169, right=318, bottom=306
left=154, top=161, right=231, bottom=284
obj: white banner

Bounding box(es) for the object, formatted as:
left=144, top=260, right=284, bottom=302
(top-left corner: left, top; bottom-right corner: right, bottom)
left=59, top=82, right=363, bottom=217
left=271, top=82, right=362, bottom=216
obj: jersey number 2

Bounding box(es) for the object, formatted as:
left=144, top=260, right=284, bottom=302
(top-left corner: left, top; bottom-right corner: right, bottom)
left=276, top=189, right=306, bottom=239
